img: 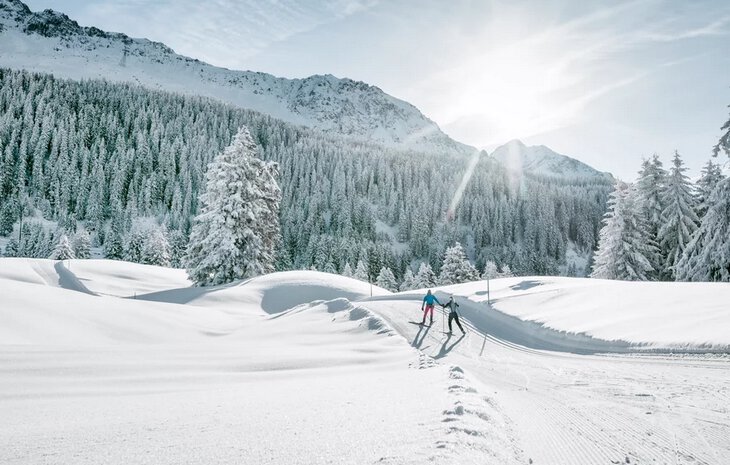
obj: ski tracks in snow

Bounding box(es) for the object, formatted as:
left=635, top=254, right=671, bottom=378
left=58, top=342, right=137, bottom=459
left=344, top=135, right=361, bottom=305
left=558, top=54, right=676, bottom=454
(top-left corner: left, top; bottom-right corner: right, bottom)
left=361, top=298, right=730, bottom=465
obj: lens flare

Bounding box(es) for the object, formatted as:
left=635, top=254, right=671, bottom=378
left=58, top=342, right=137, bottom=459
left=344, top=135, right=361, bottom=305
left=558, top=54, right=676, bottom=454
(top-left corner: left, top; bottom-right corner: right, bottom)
left=446, top=150, right=482, bottom=221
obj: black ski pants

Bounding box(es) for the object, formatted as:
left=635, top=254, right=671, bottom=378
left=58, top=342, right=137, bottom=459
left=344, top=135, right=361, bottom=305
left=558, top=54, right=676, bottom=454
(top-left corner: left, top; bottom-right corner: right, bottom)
left=448, top=312, right=464, bottom=333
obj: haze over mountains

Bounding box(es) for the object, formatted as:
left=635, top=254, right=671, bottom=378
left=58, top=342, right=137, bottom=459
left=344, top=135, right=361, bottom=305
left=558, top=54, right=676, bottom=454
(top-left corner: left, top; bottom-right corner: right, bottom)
left=0, top=0, right=607, bottom=179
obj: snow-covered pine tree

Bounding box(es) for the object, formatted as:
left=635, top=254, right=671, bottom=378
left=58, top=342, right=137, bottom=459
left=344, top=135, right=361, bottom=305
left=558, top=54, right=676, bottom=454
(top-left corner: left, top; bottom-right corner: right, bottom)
left=167, top=230, right=188, bottom=268
left=353, top=259, right=369, bottom=282
left=498, top=264, right=514, bottom=278
left=4, top=237, right=19, bottom=257
left=591, top=181, right=657, bottom=280
left=696, top=160, right=724, bottom=218
left=481, top=260, right=499, bottom=280
left=104, top=229, right=124, bottom=260
left=341, top=262, right=353, bottom=278
left=675, top=177, right=730, bottom=282
left=324, top=262, right=337, bottom=274
left=399, top=267, right=416, bottom=291
left=414, top=262, right=436, bottom=288
left=677, top=114, right=730, bottom=282
left=635, top=155, right=667, bottom=278
left=439, top=242, right=478, bottom=285
left=72, top=229, right=92, bottom=259
left=50, top=234, right=75, bottom=260
left=658, top=151, right=699, bottom=279
left=375, top=266, right=398, bottom=292
left=186, top=127, right=281, bottom=286
left=125, top=228, right=146, bottom=263
left=142, top=227, right=171, bottom=267
left=0, top=202, right=16, bottom=236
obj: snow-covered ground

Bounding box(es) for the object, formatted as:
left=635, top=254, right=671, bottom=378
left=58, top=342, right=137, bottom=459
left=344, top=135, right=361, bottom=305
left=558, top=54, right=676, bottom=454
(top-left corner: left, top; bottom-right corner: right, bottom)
left=1, top=258, right=728, bottom=464
left=438, top=277, right=730, bottom=350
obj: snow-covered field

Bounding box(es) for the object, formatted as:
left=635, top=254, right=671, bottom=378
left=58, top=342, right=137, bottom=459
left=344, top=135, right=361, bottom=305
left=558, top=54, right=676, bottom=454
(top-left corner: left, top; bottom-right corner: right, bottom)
left=1, top=258, right=728, bottom=464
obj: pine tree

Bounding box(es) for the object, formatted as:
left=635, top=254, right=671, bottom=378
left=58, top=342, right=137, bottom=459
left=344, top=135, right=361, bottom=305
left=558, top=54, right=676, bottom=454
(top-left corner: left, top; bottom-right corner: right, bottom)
left=439, top=242, right=478, bottom=285
left=498, top=264, right=514, bottom=278
left=186, top=127, right=281, bottom=286
left=50, top=234, right=75, bottom=260
left=341, top=262, right=353, bottom=278
left=353, top=259, right=369, bottom=282
left=658, top=152, right=699, bottom=278
left=414, top=262, right=436, bottom=288
left=677, top=107, right=730, bottom=282
left=0, top=201, right=16, bottom=236
left=399, top=267, right=416, bottom=291
left=72, top=229, right=92, bottom=259
left=142, top=227, right=171, bottom=267
left=125, top=228, right=146, bottom=263
left=167, top=230, right=188, bottom=268
left=104, top=228, right=124, bottom=260
left=375, top=266, right=398, bottom=291
left=696, top=160, right=724, bottom=218
left=481, top=260, right=499, bottom=279
left=4, top=237, right=19, bottom=257
left=676, top=177, right=730, bottom=282
left=591, top=182, right=657, bottom=280
left=634, top=155, right=667, bottom=277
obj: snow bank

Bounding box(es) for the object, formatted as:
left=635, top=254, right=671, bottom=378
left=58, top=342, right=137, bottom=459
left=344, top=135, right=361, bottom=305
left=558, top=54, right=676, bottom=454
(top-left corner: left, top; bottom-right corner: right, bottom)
left=137, top=270, right=390, bottom=315
left=66, top=259, right=191, bottom=297
left=0, top=278, right=239, bottom=345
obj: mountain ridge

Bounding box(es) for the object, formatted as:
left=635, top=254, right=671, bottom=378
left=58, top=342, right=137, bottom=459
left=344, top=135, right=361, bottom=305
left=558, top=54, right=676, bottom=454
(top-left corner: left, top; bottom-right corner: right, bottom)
left=0, top=0, right=608, bottom=179
left=0, top=0, right=472, bottom=154
left=491, top=139, right=613, bottom=181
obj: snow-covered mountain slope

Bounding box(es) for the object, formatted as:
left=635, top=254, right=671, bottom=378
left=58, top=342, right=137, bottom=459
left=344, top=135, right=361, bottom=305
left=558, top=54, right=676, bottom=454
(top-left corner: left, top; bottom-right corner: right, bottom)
left=0, top=0, right=470, bottom=155
left=1, top=258, right=728, bottom=464
left=491, top=139, right=612, bottom=181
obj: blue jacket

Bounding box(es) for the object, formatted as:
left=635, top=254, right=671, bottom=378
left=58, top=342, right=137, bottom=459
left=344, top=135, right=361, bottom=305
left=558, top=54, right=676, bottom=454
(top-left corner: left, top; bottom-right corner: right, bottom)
left=423, top=294, right=440, bottom=306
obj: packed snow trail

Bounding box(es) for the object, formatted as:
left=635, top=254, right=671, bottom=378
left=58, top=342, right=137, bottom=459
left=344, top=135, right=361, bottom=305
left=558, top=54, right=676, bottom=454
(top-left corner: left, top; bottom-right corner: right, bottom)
left=366, top=292, right=633, bottom=355
left=360, top=295, right=730, bottom=465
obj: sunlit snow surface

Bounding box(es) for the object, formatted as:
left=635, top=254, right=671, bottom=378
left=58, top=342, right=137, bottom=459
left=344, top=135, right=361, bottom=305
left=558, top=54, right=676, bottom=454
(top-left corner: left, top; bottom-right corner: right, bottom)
left=1, top=258, right=728, bottom=464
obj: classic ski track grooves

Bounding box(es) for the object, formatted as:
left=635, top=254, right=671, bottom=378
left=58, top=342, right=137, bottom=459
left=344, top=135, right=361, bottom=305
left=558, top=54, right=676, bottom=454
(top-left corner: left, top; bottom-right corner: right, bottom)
left=359, top=298, right=730, bottom=465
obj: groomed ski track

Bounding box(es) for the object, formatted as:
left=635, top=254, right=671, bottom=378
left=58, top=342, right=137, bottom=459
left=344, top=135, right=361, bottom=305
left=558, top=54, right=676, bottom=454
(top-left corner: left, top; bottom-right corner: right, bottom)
left=359, top=293, right=730, bottom=465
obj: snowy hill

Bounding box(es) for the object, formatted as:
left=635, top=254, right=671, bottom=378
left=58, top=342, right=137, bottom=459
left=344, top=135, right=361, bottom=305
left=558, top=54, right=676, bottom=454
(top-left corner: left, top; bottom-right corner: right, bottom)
left=2, top=258, right=729, bottom=464
left=0, top=0, right=470, bottom=154
left=492, top=139, right=612, bottom=181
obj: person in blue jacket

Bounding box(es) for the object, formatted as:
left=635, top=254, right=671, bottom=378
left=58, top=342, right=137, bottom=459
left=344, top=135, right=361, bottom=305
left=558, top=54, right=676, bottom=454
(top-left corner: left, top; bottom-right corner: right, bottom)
left=421, top=289, right=441, bottom=325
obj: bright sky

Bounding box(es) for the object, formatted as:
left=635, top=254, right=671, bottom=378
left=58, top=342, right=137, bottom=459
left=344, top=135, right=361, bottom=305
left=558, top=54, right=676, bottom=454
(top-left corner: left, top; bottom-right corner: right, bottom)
left=25, top=0, right=730, bottom=179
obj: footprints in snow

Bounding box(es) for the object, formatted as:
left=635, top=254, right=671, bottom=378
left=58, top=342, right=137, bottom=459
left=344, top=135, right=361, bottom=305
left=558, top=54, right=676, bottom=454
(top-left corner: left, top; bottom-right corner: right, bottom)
left=431, top=365, right=525, bottom=464
left=409, top=352, right=437, bottom=370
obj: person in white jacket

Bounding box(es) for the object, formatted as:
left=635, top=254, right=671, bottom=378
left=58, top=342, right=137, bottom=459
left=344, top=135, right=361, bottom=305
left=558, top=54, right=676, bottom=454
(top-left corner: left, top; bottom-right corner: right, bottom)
left=442, top=295, right=465, bottom=335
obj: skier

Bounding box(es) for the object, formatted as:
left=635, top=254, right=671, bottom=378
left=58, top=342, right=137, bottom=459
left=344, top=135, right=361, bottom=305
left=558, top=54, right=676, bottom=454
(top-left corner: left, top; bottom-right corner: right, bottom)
left=442, top=295, right=465, bottom=335
left=421, top=289, right=441, bottom=325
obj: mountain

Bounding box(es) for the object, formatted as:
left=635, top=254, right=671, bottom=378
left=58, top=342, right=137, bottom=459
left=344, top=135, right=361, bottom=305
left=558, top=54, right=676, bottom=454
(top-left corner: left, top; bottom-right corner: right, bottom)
left=0, top=0, right=470, bottom=154
left=491, top=139, right=612, bottom=181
